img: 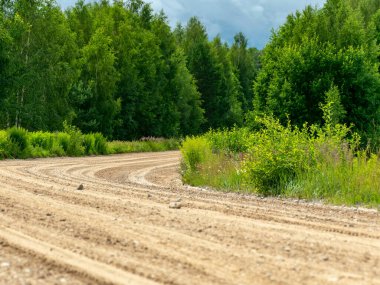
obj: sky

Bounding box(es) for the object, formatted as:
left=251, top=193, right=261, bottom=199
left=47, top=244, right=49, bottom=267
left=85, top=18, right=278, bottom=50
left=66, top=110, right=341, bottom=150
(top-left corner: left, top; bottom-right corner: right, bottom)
left=57, top=0, right=327, bottom=49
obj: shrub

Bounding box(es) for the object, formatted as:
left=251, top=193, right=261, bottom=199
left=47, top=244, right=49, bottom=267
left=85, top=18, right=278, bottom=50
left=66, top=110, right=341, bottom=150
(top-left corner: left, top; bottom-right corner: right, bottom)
left=7, top=127, right=29, bottom=158
left=29, top=131, right=54, bottom=149
left=240, top=117, right=313, bottom=195
left=94, top=133, right=108, bottom=154
left=180, top=137, right=212, bottom=173
left=0, top=130, right=11, bottom=159
left=83, top=134, right=96, bottom=155
left=56, top=132, right=70, bottom=154
left=206, top=127, right=251, bottom=154
left=63, top=122, right=84, bottom=156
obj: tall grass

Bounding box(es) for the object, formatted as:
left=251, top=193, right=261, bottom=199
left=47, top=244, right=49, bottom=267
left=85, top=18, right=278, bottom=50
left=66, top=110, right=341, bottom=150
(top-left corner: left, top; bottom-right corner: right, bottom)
left=181, top=116, right=380, bottom=207
left=108, top=138, right=179, bottom=154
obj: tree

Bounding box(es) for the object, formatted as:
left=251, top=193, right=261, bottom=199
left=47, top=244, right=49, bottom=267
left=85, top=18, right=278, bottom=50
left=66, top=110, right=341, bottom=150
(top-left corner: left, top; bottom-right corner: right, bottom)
left=253, top=0, right=380, bottom=142
left=211, top=36, right=243, bottom=127
left=170, top=49, right=204, bottom=135
left=1, top=0, right=78, bottom=130
left=230, top=32, right=260, bottom=112
left=73, top=28, right=120, bottom=137
left=183, top=17, right=243, bottom=130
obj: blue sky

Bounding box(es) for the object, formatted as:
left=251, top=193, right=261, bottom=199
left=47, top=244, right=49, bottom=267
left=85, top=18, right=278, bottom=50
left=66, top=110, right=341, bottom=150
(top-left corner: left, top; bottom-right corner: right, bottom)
left=57, top=0, right=327, bottom=48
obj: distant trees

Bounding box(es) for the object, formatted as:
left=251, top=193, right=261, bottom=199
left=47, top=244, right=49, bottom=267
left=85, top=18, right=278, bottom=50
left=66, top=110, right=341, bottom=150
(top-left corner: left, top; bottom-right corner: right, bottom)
left=177, top=17, right=250, bottom=130
left=74, top=28, right=121, bottom=137
left=64, top=1, right=210, bottom=139
left=1, top=0, right=379, bottom=145
left=0, top=0, right=77, bottom=131
left=230, top=32, right=260, bottom=113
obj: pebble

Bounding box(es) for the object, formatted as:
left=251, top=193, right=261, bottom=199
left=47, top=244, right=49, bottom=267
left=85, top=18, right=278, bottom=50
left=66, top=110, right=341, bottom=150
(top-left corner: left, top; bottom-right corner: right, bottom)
left=77, top=184, right=84, bottom=190
left=322, top=256, right=329, bottom=262
left=169, top=202, right=182, bottom=209
left=1, top=261, right=10, bottom=268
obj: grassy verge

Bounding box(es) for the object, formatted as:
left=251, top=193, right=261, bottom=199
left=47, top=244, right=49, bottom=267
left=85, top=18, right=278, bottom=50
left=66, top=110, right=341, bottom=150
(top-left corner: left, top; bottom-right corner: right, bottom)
left=0, top=126, right=179, bottom=160
left=108, top=138, right=179, bottom=154
left=181, top=117, right=380, bottom=208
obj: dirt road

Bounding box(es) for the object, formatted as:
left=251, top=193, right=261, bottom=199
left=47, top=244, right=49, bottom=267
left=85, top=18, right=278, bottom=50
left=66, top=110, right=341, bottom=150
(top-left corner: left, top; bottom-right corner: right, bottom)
left=0, top=151, right=379, bottom=285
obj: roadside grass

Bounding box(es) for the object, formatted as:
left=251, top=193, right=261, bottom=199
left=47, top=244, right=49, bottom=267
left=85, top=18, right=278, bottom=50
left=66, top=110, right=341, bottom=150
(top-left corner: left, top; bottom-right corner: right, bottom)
left=0, top=127, right=179, bottom=160
left=181, top=143, right=245, bottom=192
left=285, top=153, right=380, bottom=207
left=180, top=117, right=380, bottom=208
left=108, top=138, right=179, bottom=154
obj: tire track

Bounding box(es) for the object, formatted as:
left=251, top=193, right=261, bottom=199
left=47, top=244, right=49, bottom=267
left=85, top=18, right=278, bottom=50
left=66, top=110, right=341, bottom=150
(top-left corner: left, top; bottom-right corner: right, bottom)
left=0, top=151, right=379, bottom=285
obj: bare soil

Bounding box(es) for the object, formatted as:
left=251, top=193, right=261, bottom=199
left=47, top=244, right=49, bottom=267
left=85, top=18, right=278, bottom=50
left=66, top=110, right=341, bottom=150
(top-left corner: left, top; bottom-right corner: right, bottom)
left=0, top=151, right=379, bottom=285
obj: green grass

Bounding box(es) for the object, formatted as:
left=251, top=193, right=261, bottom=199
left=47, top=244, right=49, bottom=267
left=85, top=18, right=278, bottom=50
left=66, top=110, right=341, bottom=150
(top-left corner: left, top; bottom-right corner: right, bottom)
left=180, top=116, right=380, bottom=208
left=284, top=153, right=380, bottom=207
left=108, top=138, right=179, bottom=154
left=0, top=127, right=180, bottom=160
left=183, top=153, right=246, bottom=192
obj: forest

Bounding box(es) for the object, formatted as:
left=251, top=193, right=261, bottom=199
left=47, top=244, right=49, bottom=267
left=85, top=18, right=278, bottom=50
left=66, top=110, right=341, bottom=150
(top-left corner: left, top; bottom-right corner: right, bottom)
left=1, top=0, right=379, bottom=143
left=0, top=0, right=260, bottom=140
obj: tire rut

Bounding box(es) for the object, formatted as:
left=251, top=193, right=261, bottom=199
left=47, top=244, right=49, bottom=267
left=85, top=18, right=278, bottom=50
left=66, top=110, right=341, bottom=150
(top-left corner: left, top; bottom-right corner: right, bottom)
left=0, top=151, right=379, bottom=285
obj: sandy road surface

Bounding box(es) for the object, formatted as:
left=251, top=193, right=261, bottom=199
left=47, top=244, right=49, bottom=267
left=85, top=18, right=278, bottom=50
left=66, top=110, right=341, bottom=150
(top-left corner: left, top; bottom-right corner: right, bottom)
left=0, top=151, right=379, bottom=285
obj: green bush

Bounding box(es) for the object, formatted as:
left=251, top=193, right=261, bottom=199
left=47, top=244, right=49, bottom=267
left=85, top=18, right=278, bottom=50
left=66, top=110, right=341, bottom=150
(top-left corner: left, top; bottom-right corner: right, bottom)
left=7, top=127, right=29, bottom=158
left=29, top=131, right=54, bottom=149
left=206, top=127, right=251, bottom=154
left=83, top=134, right=96, bottom=155
left=56, top=132, right=70, bottom=154
left=0, top=130, right=11, bottom=159
left=63, top=122, right=84, bottom=156
left=241, top=117, right=314, bottom=195
left=180, top=137, right=212, bottom=173
left=94, top=133, right=108, bottom=154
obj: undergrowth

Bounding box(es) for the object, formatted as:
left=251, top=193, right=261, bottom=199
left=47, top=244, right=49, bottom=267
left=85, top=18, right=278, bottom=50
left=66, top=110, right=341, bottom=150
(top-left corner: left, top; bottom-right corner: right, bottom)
left=0, top=126, right=179, bottom=159
left=181, top=106, right=380, bottom=207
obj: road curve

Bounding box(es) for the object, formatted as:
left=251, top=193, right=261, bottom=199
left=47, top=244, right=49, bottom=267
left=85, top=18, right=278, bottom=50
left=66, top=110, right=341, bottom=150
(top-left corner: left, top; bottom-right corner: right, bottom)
left=0, top=151, right=379, bottom=285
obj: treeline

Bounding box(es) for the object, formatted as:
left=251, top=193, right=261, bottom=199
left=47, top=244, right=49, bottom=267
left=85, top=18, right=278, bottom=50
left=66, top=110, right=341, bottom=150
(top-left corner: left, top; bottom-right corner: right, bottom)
left=1, top=0, right=379, bottom=144
left=0, top=0, right=259, bottom=139
left=254, top=0, right=380, bottom=145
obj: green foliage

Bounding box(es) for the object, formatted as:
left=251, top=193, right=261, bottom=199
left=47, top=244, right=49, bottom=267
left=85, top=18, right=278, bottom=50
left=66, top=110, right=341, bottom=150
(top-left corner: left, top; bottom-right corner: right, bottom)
left=321, top=85, right=346, bottom=126
left=1, top=0, right=379, bottom=150
left=93, top=133, right=108, bottom=155
left=0, top=130, right=12, bottom=159
left=108, top=138, right=179, bottom=154
left=0, top=127, right=178, bottom=160
left=205, top=127, right=251, bottom=154
left=241, top=117, right=312, bottom=195
left=178, top=18, right=245, bottom=130
left=7, top=127, right=29, bottom=157
left=63, top=121, right=84, bottom=156
left=182, top=152, right=245, bottom=192
left=180, top=137, right=212, bottom=173
left=181, top=112, right=380, bottom=207
left=74, top=27, right=121, bottom=137
left=285, top=152, right=380, bottom=207
left=1, top=0, right=78, bottom=131
left=230, top=32, right=261, bottom=112
left=254, top=0, right=380, bottom=146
